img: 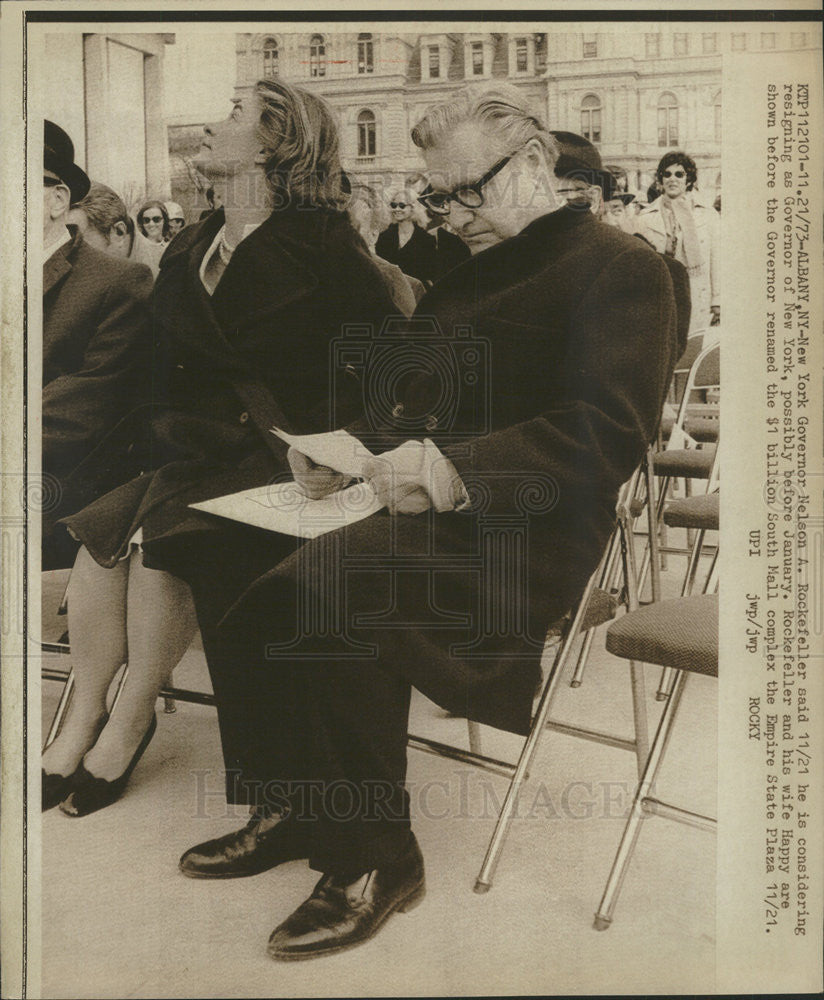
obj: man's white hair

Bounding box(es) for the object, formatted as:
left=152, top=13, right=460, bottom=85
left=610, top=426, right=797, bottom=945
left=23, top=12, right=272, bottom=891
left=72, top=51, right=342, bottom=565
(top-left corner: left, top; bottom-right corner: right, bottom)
left=411, top=83, right=558, bottom=166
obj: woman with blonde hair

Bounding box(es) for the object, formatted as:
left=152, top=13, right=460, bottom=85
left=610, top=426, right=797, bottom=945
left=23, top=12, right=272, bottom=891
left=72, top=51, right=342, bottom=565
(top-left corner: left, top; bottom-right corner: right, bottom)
left=43, top=78, right=395, bottom=816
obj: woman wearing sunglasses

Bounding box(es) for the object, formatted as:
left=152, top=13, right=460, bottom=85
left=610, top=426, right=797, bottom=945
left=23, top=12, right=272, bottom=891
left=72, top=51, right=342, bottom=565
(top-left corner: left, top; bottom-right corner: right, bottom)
left=43, top=79, right=395, bottom=819
left=634, top=151, right=720, bottom=333
left=131, top=200, right=172, bottom=278
left=374, top=186, right=437, bottom=285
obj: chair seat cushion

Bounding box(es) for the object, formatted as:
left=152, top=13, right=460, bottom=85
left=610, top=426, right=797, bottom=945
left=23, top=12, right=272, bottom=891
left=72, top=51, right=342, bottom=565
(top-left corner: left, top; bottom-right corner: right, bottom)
left=653, top=446, right=716, bottom=479
left=685, top=417, right=720, bottom=442
left=606, top=595, right=718, bottom=676
left=663, top=493, right=719, bottom=530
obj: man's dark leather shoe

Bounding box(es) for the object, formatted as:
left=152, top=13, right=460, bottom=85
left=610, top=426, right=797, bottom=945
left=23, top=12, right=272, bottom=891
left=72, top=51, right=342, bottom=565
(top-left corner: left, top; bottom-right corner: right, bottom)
left=179, top=809, right=308, bottom=879
left=267, top=833, right=425, bottom=960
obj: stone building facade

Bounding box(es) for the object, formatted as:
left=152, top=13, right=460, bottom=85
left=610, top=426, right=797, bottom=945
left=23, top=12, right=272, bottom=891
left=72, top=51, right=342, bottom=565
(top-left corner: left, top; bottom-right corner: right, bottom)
left=229, top=27, right=817, bottom=200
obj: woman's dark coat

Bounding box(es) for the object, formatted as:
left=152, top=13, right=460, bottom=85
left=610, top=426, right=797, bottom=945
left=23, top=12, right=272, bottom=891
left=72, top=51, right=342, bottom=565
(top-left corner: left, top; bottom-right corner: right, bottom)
left=63, top=207, right=397, bottom=567
left=231, top=207, right=682, bottom=736
left=375, top=222, right=437, bottom=285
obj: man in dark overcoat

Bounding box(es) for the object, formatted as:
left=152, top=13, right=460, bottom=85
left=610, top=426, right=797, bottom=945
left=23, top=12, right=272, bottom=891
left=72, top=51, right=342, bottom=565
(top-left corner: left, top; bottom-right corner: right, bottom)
left=41, top=121, right=153, bottom=568
left=175, top=85, right=683, bottom=961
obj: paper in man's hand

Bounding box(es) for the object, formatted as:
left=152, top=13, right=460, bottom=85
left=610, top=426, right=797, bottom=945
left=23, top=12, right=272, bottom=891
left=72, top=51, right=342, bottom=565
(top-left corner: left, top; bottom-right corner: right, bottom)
left=270, top=427, right=375, bottom=478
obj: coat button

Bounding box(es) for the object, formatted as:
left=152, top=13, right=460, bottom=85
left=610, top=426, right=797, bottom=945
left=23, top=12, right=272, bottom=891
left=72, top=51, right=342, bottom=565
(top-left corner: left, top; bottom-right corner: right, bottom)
left=425, top=415, right=439, bottom=431
left=392, top=403, right=405, bottom=418
left=239, top=411, right=250, bottom=424
left=176, top=364, right=185, bottom=370
left=344, top=364, right=358, bottom=378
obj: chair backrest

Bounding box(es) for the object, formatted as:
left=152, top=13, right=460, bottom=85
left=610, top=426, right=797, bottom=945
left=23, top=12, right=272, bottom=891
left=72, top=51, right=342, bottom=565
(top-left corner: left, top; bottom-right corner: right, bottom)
left=666, top=342, right=719, bottom=451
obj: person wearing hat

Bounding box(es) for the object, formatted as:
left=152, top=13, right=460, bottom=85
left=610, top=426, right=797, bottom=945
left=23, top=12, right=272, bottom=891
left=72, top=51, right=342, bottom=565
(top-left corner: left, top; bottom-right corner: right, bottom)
left=549, top=130, right=614, bottom=214
left=165, top=202, right=186, bottom=239
left=603, top=191, right=637, bottom=234
left=42, top=120, right=154, bottom=569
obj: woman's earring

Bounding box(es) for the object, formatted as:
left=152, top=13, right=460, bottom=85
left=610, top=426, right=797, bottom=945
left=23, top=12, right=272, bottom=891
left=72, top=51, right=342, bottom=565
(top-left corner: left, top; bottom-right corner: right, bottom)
left=254, top=149, right=267, bottom=165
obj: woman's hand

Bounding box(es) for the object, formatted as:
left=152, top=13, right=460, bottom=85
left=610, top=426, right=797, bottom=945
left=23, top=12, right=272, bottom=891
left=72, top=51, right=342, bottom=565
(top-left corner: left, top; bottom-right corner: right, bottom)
left=287, top=447, right=348, bottom=500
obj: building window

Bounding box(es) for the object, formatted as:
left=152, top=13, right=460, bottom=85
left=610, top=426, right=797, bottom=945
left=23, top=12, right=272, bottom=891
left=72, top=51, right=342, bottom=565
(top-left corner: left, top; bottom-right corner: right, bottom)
left=583, top=34, right=597, bottom=59
left=358, top=33, right=374, bottom=74
left=731, top=33, right=747, bottom=52
left=428, top=45, right=440, bottom=79
left=581, top=94, right=602, bottom=144
left=702, top=33, right=717, bottom=54
left=714, top=92, right=722, bottom=142
left=791, top=32, right=807, bottom=47
left=470, top=41, right=484, bottom=75
left=645, top=34, right=660, bottom=58
left=310, top=34, right=326, bottom=77
left=515, top=37, right=528, bottom=72
left=262, top=38, right=279, bottom=79
left=357, top=109, right=376, bottom=158
left=674, top=33, right=688, bottom=55
left=762, top=32, right=776, bottom=49
left=657, top=92, right=679, bottom=147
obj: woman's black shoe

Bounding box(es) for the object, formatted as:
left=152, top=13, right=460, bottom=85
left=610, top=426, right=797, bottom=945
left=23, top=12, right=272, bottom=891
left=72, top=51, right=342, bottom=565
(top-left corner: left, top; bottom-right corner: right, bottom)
left=179, top=808, right=308, bottom=878
left=42, top=711, right=109, bottom=811
left=267, top=834, right=425, bottom=961
left=59, top=714, right=157, bottom=818
left=42, top=770, right=75, bottom=812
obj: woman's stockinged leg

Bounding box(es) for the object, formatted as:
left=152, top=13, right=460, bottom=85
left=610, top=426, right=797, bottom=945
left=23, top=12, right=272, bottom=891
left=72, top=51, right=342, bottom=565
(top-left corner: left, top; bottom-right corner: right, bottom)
left=82, top=553, right=198, bottom=780
left=41, top=546, right=129, bottom=777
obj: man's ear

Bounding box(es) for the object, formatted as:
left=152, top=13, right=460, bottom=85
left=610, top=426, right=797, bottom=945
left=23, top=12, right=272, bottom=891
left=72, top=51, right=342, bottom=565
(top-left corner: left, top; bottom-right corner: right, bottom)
left=254, top=149, right=268, bottom=165
left=47, top=183, right=72, bottom=220
left=108, top=220, right=129, bottom=249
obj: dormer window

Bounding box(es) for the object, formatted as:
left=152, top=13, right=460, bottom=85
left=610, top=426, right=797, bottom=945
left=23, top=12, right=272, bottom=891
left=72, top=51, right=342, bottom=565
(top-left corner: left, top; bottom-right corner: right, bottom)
left=262, top=38, right=278, bottom=79
left=310, top=34, right=326, bottom=78
left=358, top=33, right=374, bottom=74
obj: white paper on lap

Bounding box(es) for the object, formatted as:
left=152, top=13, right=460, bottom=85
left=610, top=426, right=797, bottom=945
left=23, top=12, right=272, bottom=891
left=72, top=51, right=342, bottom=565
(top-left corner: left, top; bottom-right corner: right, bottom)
left=270, top=427, right=375, bottom=478
left=189, top=481, right=384, bottom=539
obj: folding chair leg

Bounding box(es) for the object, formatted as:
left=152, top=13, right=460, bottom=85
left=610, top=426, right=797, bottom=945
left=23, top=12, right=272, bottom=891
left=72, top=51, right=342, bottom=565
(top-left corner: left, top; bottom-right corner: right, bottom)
left=43, top=670, right=75, bottom=751
left=593, top=669, right=688, bottom=929
left=474, top=565, right=604, bottom=895
left=644, top=450, right=662, bottom=603
left=629, top=661, right=649, bottom=777
left=569, top=530, right=622, bottom=688
left=474, top=632, right=571, bottom=894
left=467, top=720, right=482, bottom=756
left=637, top=474, right=671, bottom=603
left=163, top=696, right=177, bottom=714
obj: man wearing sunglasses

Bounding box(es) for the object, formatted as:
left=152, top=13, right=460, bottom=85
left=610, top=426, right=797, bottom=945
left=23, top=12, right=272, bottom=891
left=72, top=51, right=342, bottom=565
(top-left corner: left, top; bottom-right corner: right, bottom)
left=42, top=120, right=153, bottom=569
left=634, top=150, right=720, bottom=333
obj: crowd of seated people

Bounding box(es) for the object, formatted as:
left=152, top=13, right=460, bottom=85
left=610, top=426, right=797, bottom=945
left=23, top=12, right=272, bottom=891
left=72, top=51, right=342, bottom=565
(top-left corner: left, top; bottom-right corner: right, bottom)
left=41, top=78, right=696, bottom=960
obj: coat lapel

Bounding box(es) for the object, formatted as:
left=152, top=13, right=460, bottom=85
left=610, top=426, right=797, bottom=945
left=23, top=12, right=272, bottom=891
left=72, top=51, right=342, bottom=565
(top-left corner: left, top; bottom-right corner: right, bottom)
left=43, top=228, right=82, bottom=297
left=209, top=210, right=320, bottom=340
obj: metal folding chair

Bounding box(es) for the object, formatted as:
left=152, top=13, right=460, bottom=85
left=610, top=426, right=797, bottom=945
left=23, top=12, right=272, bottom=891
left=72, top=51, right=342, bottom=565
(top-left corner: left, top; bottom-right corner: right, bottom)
left=638, top=343, right=719, bottom=599
left=407, top=464, right=654, bottom=893
left=593, top=590, right=718, bottom=929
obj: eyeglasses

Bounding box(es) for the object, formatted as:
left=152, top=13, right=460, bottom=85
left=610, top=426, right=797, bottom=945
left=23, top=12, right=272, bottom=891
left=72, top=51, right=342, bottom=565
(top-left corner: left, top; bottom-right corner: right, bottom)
left=389, top=202, right=408, bottom=209
left=418, top=152, right=517, bottom=215
left=142, top=215, right=164, bottom=224
left=662, top=169, right=686, bottom=179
